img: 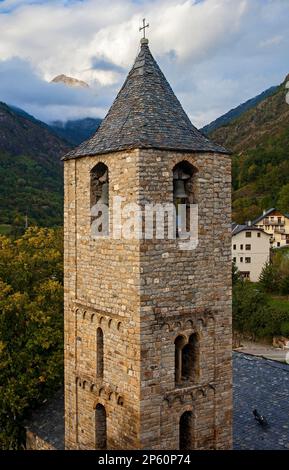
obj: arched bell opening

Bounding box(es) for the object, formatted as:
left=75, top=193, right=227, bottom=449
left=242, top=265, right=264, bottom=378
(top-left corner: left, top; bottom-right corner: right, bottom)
left=172, top=161, right=197, bottom=238
left=90, top=162, right=109, bottom=236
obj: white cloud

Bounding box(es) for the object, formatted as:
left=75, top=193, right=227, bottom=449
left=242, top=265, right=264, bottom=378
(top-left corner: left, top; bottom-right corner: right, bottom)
left=259, top=35, right=283, bottom=48
left=0, top=57, right=113, bottom=121
left=0, top=0, right=288, bottom=126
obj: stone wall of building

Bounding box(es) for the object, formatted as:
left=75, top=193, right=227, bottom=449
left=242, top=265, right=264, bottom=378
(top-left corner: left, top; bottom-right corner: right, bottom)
left=64, top=149, right=142, bottom=449
left=64, top=148, right=232, bottom=450
left=137, top=150, right=232, bottom=449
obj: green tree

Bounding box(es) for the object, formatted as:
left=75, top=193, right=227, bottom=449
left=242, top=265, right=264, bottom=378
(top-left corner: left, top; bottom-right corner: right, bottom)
left=259, top=251, right=289, bottom=296
left=259, top=262, right=280, bottom=293
left=232, top=261, right=241, bottom=286
left=277, top=183, right=289, bottom=213
left=233, top=282, right=266, bottom=336
left=232, top=282, right=287, bottom=340
left=0, top=227, right=63, bottom=449
left=280, top=275, right=289, bottom=295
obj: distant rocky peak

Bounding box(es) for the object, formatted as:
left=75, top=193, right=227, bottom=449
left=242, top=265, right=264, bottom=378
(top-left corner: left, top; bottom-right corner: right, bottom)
left=51, top=74, right=89, bottom=88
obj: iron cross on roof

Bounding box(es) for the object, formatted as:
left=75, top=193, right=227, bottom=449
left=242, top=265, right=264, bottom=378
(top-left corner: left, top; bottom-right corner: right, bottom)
left=139, top=18, right=149, bottom=39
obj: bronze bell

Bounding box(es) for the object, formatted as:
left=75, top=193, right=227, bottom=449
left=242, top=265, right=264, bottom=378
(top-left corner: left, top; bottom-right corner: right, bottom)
left=98, top=182, right=109, bottom=205
left=174, top=180, right=187, bottom=199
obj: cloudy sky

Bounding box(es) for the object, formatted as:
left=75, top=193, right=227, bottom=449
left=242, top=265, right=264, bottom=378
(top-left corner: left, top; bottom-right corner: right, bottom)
left=0, top=0, right=288, bottom=127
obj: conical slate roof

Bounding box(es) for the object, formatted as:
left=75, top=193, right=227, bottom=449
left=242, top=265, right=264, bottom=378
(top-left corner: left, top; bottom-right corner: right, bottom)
left=64, top=39, right=228, bottom=160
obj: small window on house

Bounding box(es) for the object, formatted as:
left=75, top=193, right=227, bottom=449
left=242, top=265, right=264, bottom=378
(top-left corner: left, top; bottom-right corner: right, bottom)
left=233, top=257, right=236, bottom=263
left=278, top=217, right=282, bottom=224
left=277, top=242, right=281, bottom=247
left=257, top=233, right=261, bottom=238
left=245, top=232, right=252, bottom=238
left=240, top=257, right=243, bottom=263
left=245, top=244, right=251, bottom=251
left=245, top=257, right=251, bottom=264
left=240, top=244, right=243, bottom=250
left=233, top=244, right=236, bottom=250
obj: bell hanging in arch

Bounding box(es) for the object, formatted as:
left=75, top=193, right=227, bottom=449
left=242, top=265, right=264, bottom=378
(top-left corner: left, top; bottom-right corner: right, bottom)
left=98, top=182, right=109, bottom=205
left=174, top=180, right=187, bottom=199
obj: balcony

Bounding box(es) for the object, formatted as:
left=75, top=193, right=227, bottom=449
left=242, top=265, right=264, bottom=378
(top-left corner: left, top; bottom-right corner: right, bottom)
left=264, top=219, right=285, bottom=226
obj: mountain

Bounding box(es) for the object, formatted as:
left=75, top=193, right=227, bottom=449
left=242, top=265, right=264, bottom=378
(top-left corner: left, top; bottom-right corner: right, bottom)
left=51, top=118, right=102, bottom=146
left=0, top=102, right=71, bottom=232
left=51, top=74, right=89, bottom=88
left=9, top=105, right=45, bottom=126
left=202, top=86, right=278, bottom=135
left=10, top=105, right=102, bottom=146
left=1, top=72, right=288, bottom=232
left=206, top=74, right=289, bottom=224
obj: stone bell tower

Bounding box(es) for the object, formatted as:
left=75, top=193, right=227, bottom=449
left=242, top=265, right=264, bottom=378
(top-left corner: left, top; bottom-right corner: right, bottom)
left=63, top=37, right=232, bottom=450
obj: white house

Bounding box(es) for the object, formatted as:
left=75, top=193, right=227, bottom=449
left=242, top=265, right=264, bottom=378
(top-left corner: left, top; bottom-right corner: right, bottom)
left=232, top=224, right=271, bottom=282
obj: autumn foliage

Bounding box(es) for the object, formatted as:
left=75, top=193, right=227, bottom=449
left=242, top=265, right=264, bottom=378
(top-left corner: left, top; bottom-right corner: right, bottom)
left=0, top=227, right=63, bottom=449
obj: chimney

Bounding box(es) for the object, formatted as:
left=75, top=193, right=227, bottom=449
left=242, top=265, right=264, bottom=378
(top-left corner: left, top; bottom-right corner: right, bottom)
left=248, top=220, right=252, bottom=227
left=263, top=209, right=267, bottom=216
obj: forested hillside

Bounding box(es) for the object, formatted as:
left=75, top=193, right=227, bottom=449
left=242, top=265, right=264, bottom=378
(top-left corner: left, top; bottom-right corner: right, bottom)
left=0, top=103, right=70, bottom=233
left=207, top=75, right=289, bottom=223
left=1, top=74, right=289, bottom=230
left=51, top=117, right=101, bottom=145
left=202, top=86, right=277, bottom=135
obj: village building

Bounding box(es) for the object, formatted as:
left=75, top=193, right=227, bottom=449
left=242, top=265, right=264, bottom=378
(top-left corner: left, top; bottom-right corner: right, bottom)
left=253, top=208, right=289, bottom=249
left=232, top=224, right=271, bottom=282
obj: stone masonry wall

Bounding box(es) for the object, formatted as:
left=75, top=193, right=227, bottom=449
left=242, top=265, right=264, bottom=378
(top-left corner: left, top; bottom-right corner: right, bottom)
left=137, top=150, right=232, bottom=449
left=64, top=149, right=142, bottom=450
left=64, top=148, right=232, bottom=450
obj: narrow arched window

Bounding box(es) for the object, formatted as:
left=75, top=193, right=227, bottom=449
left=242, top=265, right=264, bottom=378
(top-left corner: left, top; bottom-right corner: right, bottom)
left=96, top=327, right=104, bottom=379
left=175, top=333, right=199, bottom=386
left=90, top=162, right=109, bottom=236
left=172, top=161, right=196, bottom=238
left=174, top=335, right=186, bottom=385
left=95, top=404, right=107, bottom=450
left=179, top=411, right=194, bottom=450
left=182, top=334, right=199, bottom=382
